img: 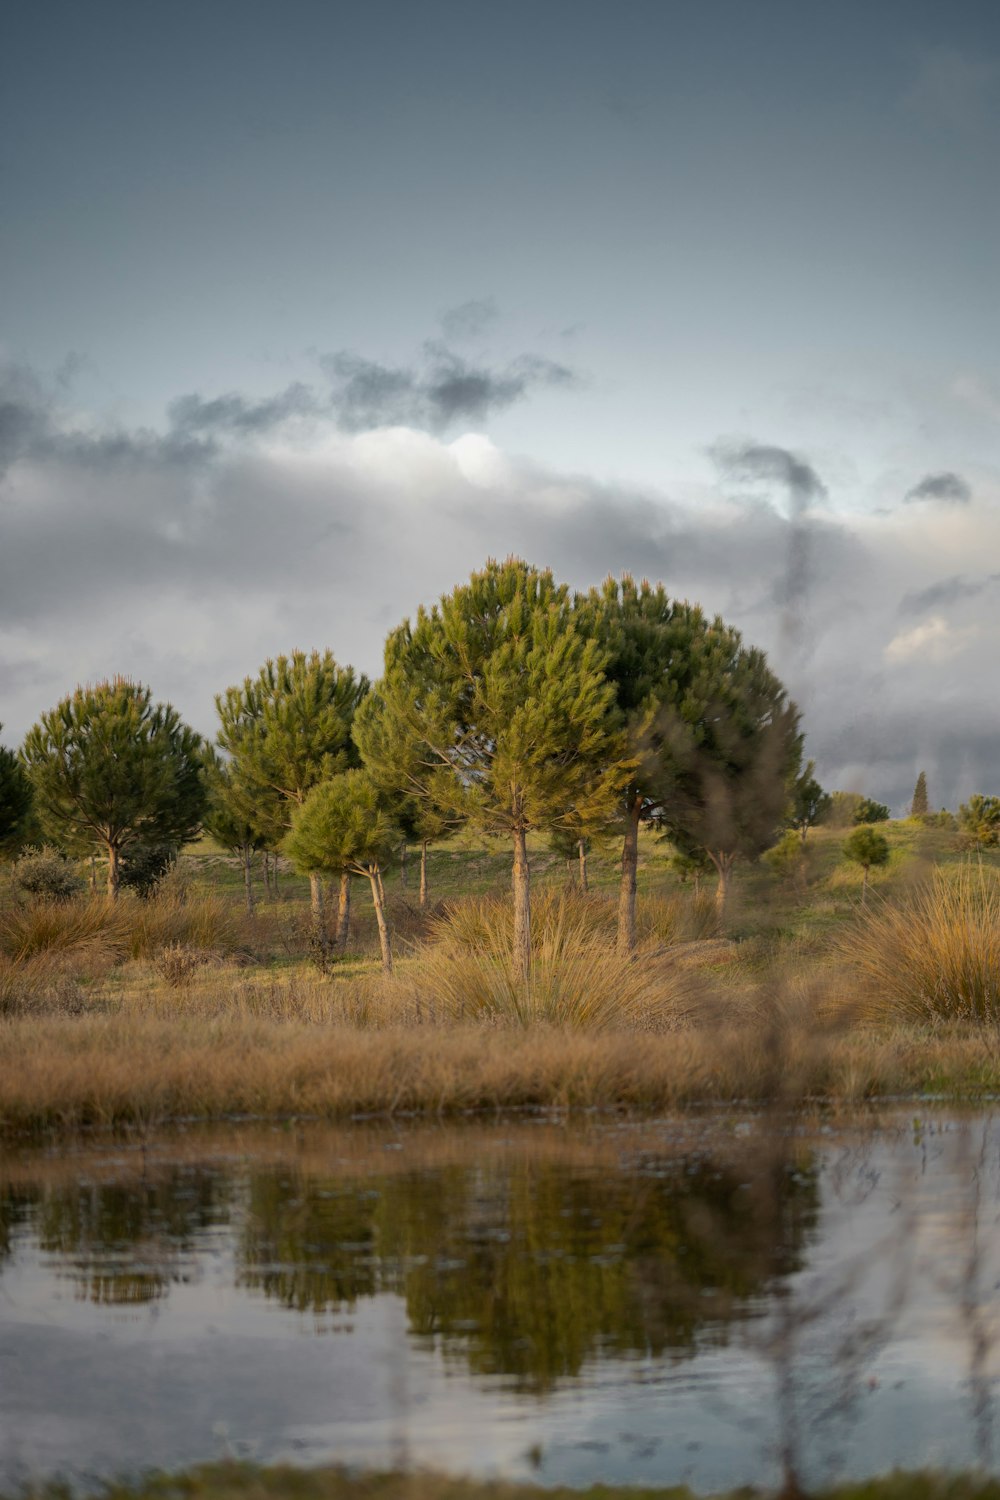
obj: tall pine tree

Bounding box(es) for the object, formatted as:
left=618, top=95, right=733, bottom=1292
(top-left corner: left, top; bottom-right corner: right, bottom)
left=355, top=558, right=631, bottom=979
left=216, top=651, right=369, bottom=946
left=911, top=771, right=929, bottom=818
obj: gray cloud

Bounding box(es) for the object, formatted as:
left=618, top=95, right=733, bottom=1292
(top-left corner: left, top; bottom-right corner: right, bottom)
left=905, top=471, right=972, bottom=505
left=322, top=343, right=577, bottom=433
left=710, top=439, right=829, bottom=661
left=438, top=297, right=498, bottom=344
left=2, top=367, right=998, bottom=814
left=710, top=440, right=829, bottom=511
left=168, top=383, right=322, bottom=437
left=899, top=573, right=1000, bottom=615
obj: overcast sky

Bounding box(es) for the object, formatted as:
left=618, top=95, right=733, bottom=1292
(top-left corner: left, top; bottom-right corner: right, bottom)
left=3, top=0, right=1000, bottom=810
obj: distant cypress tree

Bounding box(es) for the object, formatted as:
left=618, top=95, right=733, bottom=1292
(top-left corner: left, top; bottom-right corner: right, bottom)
left=910, top=771, right=929, bottom=818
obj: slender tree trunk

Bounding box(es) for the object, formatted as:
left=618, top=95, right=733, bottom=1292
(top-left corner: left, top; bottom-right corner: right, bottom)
left=617, top=795, right=642, bottom=955
left=89, top=855, right=97, bottom=894
left=106, top=842, right=121, bottom=900
left=512, top=823, right=531, bottom=983
left=243, top=846, right=256, bottom=917
left=336, top=871, right=351, bottom=950
left=400, top=840, right=408, bottom=889
left=578, top=839, right=589, bottom=893
left=800, top=822, right=808, bottom=846
left=309, top=872, right=327, bottom=950
left=419, top=840, right=428, bottom=908
left=368, top=865, right=393, bottom=974
left=711, top=852, right=734, bottom=912
left=263, top=851, right=272, bottom=899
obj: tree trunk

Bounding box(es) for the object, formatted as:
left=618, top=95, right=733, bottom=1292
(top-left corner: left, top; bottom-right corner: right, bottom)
left=711, top=853, right=735, bottom=912
left=578, top=839, right=589, bottom=893
left=309, top=872, right=327, bottom=951
left=512, top=823, right=531, bottom=983
left=106, top=842, right=121, bottom=900
left=368, top=866, right=393, bottom=974
left=400, top=840, right=408, bottom=889
left=800, top=823, right=808, bottom=846
left=419, top=840, right=428, bottom=908
left=336, top=871, right=351, bottom=950
left=617, top=795, right=642, bottom=955
left=89, top=855, right=97, bottom=894
left=243, top=846, right=256, bottom=917
left=263, top=851, right=272, bottom=899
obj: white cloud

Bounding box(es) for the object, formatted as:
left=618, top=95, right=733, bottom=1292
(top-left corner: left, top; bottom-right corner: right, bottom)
left=884, top=615, right=980, bottom=665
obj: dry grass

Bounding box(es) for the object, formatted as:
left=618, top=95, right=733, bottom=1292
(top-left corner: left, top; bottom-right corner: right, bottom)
left=847, top=864, right=1000, bottom=1024
left=392, top=889, right=703, bottom=1027
left=4, top=1001, right=1000, bottom=1135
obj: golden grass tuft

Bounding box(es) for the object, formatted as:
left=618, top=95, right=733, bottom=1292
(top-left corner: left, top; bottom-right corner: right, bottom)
left=395, top=889, right=702, bottom=1027
left=847, top=864, right=1000, bottom=1024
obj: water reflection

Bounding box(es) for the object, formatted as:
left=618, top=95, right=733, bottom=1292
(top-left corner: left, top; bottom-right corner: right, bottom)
left=239, top=1150, right=819, bottom=1390
left=1, top=1115, right=999, bottom=1491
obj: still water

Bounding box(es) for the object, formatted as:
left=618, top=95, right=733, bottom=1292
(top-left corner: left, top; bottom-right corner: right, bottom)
left=1, top=1110, right=999, bottom=1491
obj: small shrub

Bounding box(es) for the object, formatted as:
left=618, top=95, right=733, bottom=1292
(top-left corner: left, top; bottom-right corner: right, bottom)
left=119, top=843, right=177, bottom=898
left=13, top=847, right=82, bottom=901
left=155, top=943, right=205, bottom=988
left=0, top=896, right=130, bottom=962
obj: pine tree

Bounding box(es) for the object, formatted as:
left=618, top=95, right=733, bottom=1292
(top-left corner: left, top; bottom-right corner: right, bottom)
left=355, top=558, right=631, bottom=979
left=21, top=680, right=206, bottom=897
left=579, top=577, right=797, bottom=938
left=910, top=771, right=929, bottom=819
left=843, top=825, right=890, bottom=903
left=0, top=726, right=34, bottom=858
left=216, top=651, right=369, bottom=947
left=667, top=645, right=802, bottom=910
left=285, top=771, right=399, bottom=972
left=788, top=760, right=832, bottom=844
left=202, top=748, right=267, bottom=915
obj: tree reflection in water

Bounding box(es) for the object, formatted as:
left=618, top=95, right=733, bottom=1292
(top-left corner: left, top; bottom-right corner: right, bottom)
left=238, top=1143, right=820, bottom=1391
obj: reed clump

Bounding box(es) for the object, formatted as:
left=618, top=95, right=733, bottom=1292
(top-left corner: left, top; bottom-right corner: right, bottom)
left=393, top=889, right=702, bottom=1028
left=847, top=864, right=1000, bottom=1024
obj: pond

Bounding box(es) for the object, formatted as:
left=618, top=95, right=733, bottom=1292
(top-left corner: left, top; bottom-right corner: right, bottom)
left=1, top=1109, right=999, bottom=1492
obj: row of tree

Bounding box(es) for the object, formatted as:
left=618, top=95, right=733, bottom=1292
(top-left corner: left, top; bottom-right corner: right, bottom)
left=0, top=560, right=810, bottom=976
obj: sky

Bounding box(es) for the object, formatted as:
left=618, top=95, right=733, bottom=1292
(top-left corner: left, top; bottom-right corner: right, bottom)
left=2, top=0, right=1000, bottom=810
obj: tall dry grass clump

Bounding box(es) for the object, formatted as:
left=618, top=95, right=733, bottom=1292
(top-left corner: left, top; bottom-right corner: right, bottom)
left=847, top=863, right=1000, bottom=1024
left=393, top=889, right=702, bottom=1028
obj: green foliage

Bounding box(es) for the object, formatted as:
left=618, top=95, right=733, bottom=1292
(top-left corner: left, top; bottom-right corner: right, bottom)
left=910, top=770, right=929, bottom=818
left=118, top=843, right=176, bottom=898
left=216, top=651, right=369, bottom=840
left=13, top=846, right=83, bottom=901
left=20, top=679, right=206, bottom=895
left=0, top=728, right=33, bottom=857
left=284, top=771, right=398, bottom=877
left=843, top=826, right=890, bottom=872
left=357, top=559, right=629, bottom=842
left=201, top=747, right=267, bottom=856
left=666, top=644, right=802, bottom=872
left=854, top=797, right=890, bottom=825
left=958, top=794, right=1000, bottom=849
left=578, top=576, right=743, bottom=826
left=787, top=759, right=831, bottom=840
left=764, top=829, right=806, bottom=880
